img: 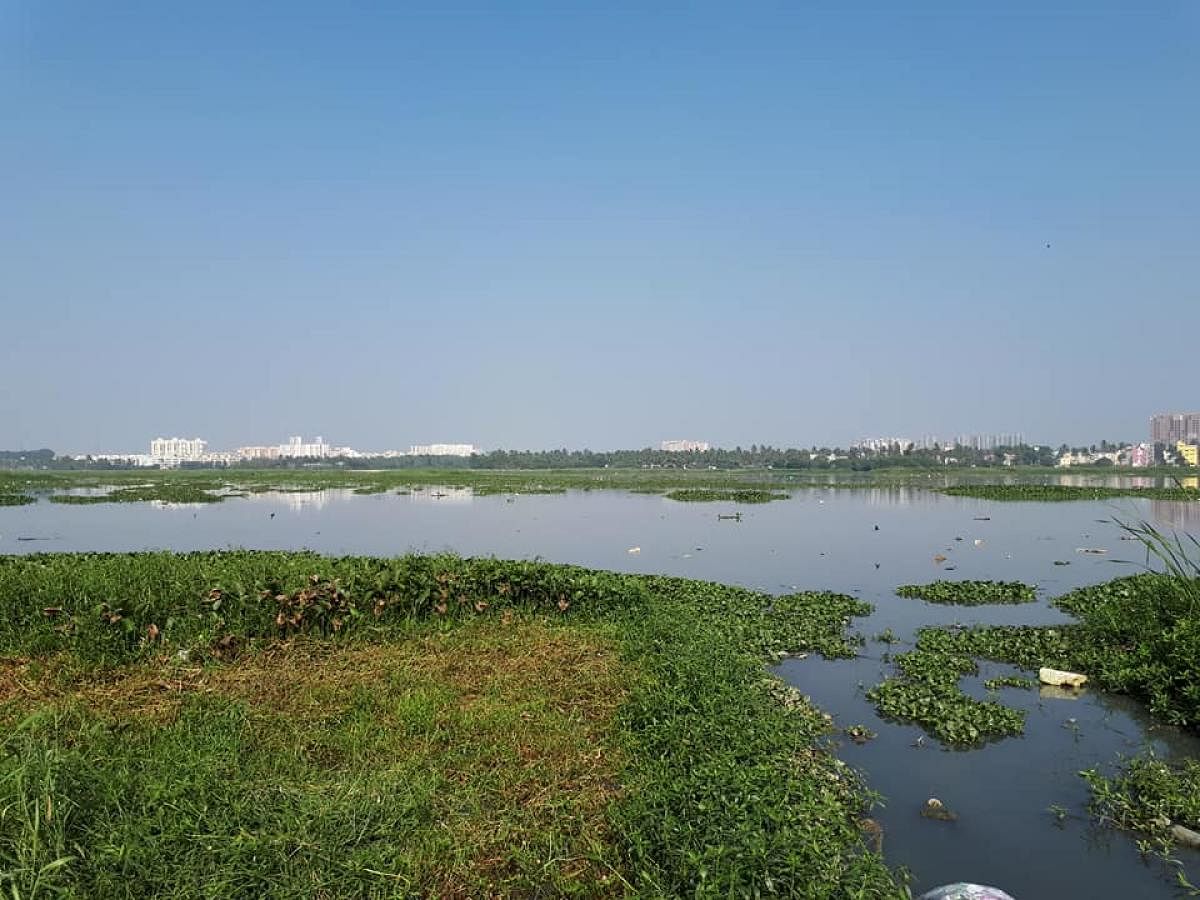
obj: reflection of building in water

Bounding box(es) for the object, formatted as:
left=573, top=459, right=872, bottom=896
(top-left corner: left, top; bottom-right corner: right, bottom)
left=800, top=486, right=941, bottom=507
left=404, top=486, right=474, bottom=505
left=241, top=489, right=338, bottom=512
left=1149, top=500, right=1200, bottom=533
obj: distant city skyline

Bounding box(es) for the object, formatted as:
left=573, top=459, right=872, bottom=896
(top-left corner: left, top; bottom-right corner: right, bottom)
left=46, top=424, right=1183, bottom=461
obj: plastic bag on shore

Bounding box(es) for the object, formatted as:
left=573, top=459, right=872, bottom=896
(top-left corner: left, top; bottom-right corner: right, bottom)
left=921, top=885, right=1014, bottom=900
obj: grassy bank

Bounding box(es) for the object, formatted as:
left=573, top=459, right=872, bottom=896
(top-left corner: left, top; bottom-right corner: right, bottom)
left=0, top=552, right=903, bottom=898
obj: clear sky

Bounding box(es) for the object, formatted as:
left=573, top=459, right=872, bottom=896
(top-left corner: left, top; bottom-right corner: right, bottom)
left=3, top=1, right=1197, bottom=453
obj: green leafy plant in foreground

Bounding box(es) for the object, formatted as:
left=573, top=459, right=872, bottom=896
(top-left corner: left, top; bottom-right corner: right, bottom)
left=0, top=551, right=903, bottom=898
left=1082, top=752, right=1200, bottom=836
left=895, top=580, right=1036, bottom=606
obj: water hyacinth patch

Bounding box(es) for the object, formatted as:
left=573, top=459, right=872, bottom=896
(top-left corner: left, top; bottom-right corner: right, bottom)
left=936, top=484, right=1200, bottom=502
left=662, top=488, right=788, bottom=503
left=896, top=580, right=1037, bottom=606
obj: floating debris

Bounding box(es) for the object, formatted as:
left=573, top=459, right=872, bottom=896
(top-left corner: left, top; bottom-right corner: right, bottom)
left=1039, top=667, right=1087, bottom=688
left=921, top=798, right=958, bottom=822
left=627, top=546, right=641, bottom=555
left=844, top=724, right=877, bottom=744
left=1076, top=548, right=1108, bottom=555
left=1053, top=560, right=1071, bottom=566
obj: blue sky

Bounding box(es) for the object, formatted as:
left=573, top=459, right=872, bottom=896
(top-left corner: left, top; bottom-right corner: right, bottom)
left=3, top=1, right=1197, bottom=452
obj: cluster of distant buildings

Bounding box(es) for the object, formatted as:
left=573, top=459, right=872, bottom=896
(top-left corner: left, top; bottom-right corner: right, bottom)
left=852, top=434, right=1026, bottom=453
left=64, top=415, right=1200, bottom=470
left=1151, top=412, right=1200, bottom=466
left=78, top=436, right=479, bottom=467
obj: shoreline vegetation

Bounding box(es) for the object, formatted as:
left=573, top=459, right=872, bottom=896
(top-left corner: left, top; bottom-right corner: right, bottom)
left=0, top=551, right=904, bottom=898
left=1, top=465, right=1198, bottom=506
left=936, top=484, right=1200, bottom=502
left=869, top=572, right=1200, bottom=747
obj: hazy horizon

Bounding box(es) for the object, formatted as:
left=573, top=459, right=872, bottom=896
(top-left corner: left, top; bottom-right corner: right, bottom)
left=4, top=2, right=1197, bottom=453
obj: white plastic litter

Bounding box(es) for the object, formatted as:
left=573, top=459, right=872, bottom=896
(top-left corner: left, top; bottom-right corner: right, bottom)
left=921, top=884, right=1014, bottom=900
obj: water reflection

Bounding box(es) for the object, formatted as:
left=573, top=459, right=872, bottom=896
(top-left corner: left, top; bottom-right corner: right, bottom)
left=405, top=486, right=473, bottom=505
left=1149, top=499, right=1200, bottom=531
left=242, top=489, right=338, bottom=512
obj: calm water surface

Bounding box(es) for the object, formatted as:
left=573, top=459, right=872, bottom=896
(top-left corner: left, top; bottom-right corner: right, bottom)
left=3, top=485, right=1199, bottom=898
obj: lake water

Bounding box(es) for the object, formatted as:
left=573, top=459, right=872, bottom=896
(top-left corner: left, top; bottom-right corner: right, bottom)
left=3, top=485, right=1199, bottom=898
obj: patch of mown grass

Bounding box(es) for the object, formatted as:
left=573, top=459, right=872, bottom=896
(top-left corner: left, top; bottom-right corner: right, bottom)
left=936, top=484, right=1200, bottom=502
left=662, top=488, right=788, bottom=504
left=895, top=580, right=1036, bottom=606
left=1, top=619, right=628, bottom=898
left=0, top=552, right=903, bottom=898
left=0, top=494, right=34, bottom=507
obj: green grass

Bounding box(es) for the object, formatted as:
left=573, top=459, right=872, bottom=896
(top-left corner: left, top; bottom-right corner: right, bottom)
left=895, top=580, right=1037, bottom=606
left=0, top=552, right=903, bottom=898
left=936, top=484, right=1200, bottom=502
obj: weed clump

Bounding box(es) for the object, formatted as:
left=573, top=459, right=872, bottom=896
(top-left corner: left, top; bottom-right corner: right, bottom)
left=1082, top=752, right=1200, bottom=838
left=896, top=580, right=1036, bottom=606
left=663, top=489, right=788, bottom=503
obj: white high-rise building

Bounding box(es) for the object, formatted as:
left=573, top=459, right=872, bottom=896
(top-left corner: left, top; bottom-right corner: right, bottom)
left=150, top=437, right=207, bottom=465
left=660, top=440, right=710, bottom=453
left=278, top=436, right=331, bottom=459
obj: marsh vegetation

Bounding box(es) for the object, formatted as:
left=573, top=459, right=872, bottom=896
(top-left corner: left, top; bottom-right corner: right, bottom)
left=0, top=552, right=903, bottom=898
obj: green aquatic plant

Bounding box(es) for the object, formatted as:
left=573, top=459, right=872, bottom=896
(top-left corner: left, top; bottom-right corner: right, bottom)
left=895, top=580, right=1036, bottom=606
left=0, top=494, right=35, bottom=507
left=983, top=675, right=1035, bottom=691
left=937, top=484, right=1200, bottom=502
left=866, top=627, right=1027, bottom=746
left=663, top=489, right=788, bottom=504
left=49, top=485, right=224, bottom=505
left=1082, top=752, right=1200, bottom=838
